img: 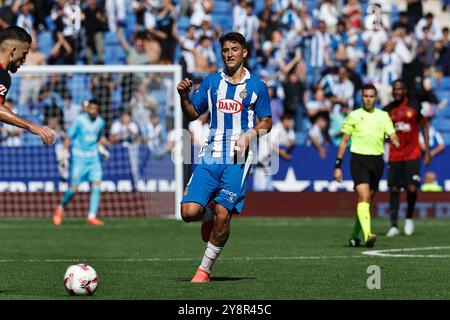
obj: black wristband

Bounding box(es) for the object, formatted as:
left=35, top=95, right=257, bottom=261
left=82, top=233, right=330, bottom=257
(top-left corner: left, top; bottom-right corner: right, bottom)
left=334, top=158, right=343, bottom=169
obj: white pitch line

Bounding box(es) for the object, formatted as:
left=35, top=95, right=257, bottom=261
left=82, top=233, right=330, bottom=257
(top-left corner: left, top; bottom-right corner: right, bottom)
left=0, top=255, right=368, bottom=263
left=362, top=246, right=450, bottom=258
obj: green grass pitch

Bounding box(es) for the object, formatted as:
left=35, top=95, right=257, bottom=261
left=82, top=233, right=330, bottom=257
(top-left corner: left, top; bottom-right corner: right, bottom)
left=1, top=216, right=450, bottom=300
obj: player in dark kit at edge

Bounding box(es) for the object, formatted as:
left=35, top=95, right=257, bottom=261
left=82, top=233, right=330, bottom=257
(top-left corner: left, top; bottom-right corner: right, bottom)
left=383, top=79, right=431, bottom=237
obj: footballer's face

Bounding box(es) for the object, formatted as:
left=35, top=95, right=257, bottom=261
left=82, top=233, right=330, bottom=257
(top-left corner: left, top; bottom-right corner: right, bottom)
left=221, top=40, right=247, bottom=71
left=392, top=82, right=407, bottom=102
left=362, top=88, right=377, bottom=109
left=8, top=41, right=30, bottom=73
left=86, top=103, right=99, bottom=119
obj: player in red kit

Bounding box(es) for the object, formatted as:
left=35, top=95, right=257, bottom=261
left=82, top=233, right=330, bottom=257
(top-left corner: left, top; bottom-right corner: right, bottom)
left=383, top=79, right=431, bottom=237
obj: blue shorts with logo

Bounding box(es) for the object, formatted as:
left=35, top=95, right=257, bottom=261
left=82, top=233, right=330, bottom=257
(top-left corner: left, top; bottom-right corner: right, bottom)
left=70, top=156, right=103, bottom=186
left=181, top=156, right=252, bottom=213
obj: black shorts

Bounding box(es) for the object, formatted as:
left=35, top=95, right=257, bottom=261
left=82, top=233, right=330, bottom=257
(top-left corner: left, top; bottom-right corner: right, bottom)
left=388, top=158, right=422, bottom=188
left=350, top=153, right=385, bottom=191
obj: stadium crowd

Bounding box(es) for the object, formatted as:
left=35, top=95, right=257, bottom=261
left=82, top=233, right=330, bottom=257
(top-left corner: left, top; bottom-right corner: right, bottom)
left=0, top=0, right=449, bottom=160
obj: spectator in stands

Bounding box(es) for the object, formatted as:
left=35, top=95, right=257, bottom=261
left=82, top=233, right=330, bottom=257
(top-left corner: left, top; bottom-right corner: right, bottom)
left=236, top=1, right=260, bottom=61
left=254, top=112, right=296, bottom=191
left=132, top=0, right=157, bottom=31
left=306, top=87, right=331, bottom=125
left=377, top=39, right=403, bottom=106
left=421, top=171, right=443, bottom=192
left=257, top=0, right=280, bottom=44
left=232, top=0, right=247, bottom=34
left=342, top=0, right=362, bottom=31
left=50, top=0, right=82, bottom=65
left=105, top=0, right=127, bottom=33
left=189, top=0, right=214, bottom=28
left=345, top=59, right=363, bottom=98
left=179, top=25, right=197, bottom=77
left=31, top=0, right=52, bottom=31
left=318, top=0, right=338, bottom=32
left=90, top=71, right=115, bottom=138
left=62, top=95, right=81, bottom=131
left=0, top=98, right=24, bottom=146
left=345, top=34, right=364, bottom=63
left=420, top=123, right=445, bottom=160
left=391, top=11, right=414, bottom=34
left=196, top=15, right=220, bottom=41
left=143, top=112, right=165, bottom=155
left=118, top=28, right=158, bottom=65
left=415, top=12, right=443, bottom=42
left=15, top=0, right=34, bottom=37
left=417, top=26, right=436, bottom=68
left=0, top=0, right=20, bottom=29
left=406, top=0, right=423, bottom=32
left=81, top=0, right=107, bottom=64
left=270, top=112, right=296, bottom=161
left=110, top=109, right=140, bottom=146
left=368, top=0, right=392, bottom=30
left=435, top=28, right=450, bottom=76
left=148, top=0, right=179, bottom=64
left=192, top=35, right=217, bottom=74
left=329, top=66, right=354, bottom=111
left=309, top=20, right=332, bottom=85
left=308, top=115, right=328, bottom=159
left=48, top=115, right=68, bottom=180
left=188, top=111, right=209, bottom=151
left=19, top=37, right=45, bottom=106
left=268, top=85, right=283, bottom=125
left=329, top=103, right=350, bottom=147
left=48, top=29, right=74, bottom=65
left=362, top=20, right=388, bottom=81
left=282, top=67, right=307, bottom=133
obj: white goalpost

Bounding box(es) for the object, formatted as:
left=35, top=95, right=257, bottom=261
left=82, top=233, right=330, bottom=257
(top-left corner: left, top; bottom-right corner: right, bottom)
left=3, top=64, right=183, bottom=220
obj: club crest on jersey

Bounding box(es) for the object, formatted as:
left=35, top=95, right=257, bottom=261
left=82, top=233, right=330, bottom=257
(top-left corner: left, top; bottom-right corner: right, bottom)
left=239, top=89, right=248, bottom=99
left=217, top=99, right=243, bottom=114
left=406, top=111, right=413, bottom=118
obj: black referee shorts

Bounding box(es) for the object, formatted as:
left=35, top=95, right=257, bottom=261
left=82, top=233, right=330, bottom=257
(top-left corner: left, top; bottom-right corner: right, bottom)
left=350, top=153, right=385, bottom=191
left=387, top=158, right=422, bottom=189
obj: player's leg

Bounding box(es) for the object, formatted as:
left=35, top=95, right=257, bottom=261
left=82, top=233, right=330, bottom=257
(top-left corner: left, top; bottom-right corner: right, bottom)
left=403, top=158, right=421, bottom=235
left=86, top=161, right=104, bottom=226
left=192, top=157, right=252, bottom=283
left=350, top=154, right=375, bottom=245
left=386, top=161, right=402, bottom=237
left=181, top=162, right=221, bottom=243
left=53, top=160, right=84, bottom=225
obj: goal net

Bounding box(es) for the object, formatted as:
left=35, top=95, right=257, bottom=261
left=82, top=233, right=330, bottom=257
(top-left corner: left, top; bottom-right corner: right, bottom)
left=2, top=65, right=183, bottom=219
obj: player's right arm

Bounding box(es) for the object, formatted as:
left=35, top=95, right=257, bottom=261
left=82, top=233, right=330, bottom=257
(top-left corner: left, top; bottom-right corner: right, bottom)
left=333, top=133, right=351, bottom=182
left=0, top=104, right=54, bottom=144
left=177, top=77, right=201, bottom=121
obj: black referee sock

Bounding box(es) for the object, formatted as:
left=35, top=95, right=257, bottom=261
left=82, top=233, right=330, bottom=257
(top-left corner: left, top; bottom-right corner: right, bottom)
left=389, top=191, right=400, bottom=227
left=406, top=191, right=417, bottom=219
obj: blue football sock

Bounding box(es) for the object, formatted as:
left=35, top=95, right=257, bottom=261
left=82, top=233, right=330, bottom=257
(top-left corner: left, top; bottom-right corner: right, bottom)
left=61, top=189, right=75, bottom=208
left=88, top=186, right=101, bottom=218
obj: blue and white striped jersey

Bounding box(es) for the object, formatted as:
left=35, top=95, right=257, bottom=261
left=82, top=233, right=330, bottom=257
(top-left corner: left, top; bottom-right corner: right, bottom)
left=68, top=113, right=105, bottom=159
left=191, top=68, right=271, bottom=159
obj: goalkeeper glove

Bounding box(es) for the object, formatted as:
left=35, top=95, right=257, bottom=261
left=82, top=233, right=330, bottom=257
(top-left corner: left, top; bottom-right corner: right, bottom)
left=98, top=144, right=111, bottom=161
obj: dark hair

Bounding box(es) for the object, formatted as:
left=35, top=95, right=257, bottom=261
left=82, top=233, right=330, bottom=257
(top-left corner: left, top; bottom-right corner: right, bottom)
left=392, top=79, right=406, bottom=87
left=88, top=98, right=100, bottom=106
left=361, top=84, right=377, bottom=94
left=219, top=32, right=246, bottom=47
left=0, top=26, right=32, bottom=45
left=281, top=112, right=295, bottom=120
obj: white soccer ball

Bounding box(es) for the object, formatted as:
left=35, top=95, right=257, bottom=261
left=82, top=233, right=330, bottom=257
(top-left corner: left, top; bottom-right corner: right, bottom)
left=64, top=264, right=99, bottom=296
